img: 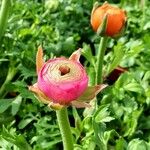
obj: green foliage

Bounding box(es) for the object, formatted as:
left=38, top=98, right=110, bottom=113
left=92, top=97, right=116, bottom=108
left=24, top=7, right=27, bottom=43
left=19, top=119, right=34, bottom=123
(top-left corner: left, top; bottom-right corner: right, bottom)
left=127, top=139, right=150, bottom=150
left=0, top=96, right=22, bottom=115
left=95, top=104, right=115, bottom=123
left=107, top=42, right=125, bottom=75
left=0, top=0, right=150, bottom=149
left=0, top=125, right=32, bottom=150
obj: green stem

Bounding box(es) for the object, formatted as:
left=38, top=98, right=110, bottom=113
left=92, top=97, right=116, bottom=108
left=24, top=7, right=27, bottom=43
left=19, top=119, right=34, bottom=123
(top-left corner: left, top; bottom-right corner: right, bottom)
left=96, top=36, right=108, bottom=84
left=56, top=107, right=74, bottom=150
left=141, top=0, right=146, bottom=30
left=0, top=66, right=17, bottom=98
left=0, top=0, right=12, bottom=41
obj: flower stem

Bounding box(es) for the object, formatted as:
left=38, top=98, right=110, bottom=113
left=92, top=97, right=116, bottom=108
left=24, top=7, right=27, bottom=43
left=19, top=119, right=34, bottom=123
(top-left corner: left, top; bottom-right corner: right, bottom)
left=0, top=66, right=17, bottom=98
left=56, top=107, right=74, bottom=150
left=0, top=0, right=12, bottom=41
left=96, top=36, right=108, bottom=84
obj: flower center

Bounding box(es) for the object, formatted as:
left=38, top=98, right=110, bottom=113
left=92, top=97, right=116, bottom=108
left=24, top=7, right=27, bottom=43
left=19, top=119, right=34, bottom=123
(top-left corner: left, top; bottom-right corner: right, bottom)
left=59, top=65, right=70, bottom=76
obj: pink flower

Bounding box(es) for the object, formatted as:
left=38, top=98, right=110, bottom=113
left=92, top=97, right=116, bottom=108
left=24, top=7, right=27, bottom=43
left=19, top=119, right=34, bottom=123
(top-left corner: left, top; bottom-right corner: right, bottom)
left=38, top=58, right=88, bottom=104
left=29, top=46, right=107, bottom=109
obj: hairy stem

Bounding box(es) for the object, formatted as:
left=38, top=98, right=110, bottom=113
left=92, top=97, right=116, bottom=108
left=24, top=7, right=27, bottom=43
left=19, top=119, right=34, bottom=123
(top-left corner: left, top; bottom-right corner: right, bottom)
left=56, top=107, right=74, bottom=150
left=96, top=36, right=108, bottom=84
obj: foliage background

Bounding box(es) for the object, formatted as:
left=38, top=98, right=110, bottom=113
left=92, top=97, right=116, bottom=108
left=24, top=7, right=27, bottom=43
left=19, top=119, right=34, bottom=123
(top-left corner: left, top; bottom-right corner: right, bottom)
left=0, top=0, right=150, bottom=149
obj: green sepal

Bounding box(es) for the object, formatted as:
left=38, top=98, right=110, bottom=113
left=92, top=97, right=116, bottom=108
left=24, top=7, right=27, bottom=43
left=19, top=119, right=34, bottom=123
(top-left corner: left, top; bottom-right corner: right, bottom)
left=28, top=83, right=51, bottom=104
left=97, top=14, right=108, bottom=36
left=71, top=101, right=91, bottom=108
left=91, top=2, right=99, bottom=16
left=77, top=84, right=108, bottom=102
left=48, top=102, right=64, bottom=110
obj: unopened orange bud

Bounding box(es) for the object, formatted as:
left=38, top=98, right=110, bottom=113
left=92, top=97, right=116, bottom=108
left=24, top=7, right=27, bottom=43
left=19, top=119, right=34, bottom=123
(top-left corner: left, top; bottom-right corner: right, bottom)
left=91, top=1, right=127, bottom=37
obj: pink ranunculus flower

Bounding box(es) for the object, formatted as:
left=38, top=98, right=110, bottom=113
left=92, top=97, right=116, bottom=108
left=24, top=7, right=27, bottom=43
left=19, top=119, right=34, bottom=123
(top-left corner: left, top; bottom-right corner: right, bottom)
left=29, top=46, right=107, bottom=109
left=38, top=57, right=88, bottom=104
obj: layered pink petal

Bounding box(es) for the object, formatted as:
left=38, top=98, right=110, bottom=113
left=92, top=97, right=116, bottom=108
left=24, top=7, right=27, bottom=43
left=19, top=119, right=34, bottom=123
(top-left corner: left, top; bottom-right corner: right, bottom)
left=37, top=56, right=88, bottom=105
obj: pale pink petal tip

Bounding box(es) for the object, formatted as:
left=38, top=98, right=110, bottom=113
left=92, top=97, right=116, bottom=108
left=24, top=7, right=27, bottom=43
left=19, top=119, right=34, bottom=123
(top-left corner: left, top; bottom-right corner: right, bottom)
left=69, top=48, right=82, bottom=62
left=36, top=45, right=44, bottom=74
left=95, top=84, right=108, bottom=94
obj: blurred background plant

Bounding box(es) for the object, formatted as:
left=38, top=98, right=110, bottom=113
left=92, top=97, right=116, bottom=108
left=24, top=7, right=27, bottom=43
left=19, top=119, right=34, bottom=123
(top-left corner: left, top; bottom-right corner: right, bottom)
left=0, top=0, right=150, bottom=149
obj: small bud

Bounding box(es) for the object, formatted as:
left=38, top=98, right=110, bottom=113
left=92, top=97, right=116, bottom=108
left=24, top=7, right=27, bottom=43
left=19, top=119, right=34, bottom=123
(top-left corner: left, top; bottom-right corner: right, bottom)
left=91, top=1, right=127, bottom=37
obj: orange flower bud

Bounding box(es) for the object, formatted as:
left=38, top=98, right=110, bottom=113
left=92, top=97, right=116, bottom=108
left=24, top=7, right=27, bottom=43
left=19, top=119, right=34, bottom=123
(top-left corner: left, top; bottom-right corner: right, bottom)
left=91, top=1, right=127, bottom=37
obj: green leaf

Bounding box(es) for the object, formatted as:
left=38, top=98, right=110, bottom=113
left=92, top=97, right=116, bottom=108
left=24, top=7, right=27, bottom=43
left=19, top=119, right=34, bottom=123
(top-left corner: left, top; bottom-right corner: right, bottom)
left=11, top=95, right=22, bottom=116
left=0, top=96, right=22, bottom=115
left=124, top=109, right=143, bottom=137
left=93, top=121, right=106, bottom=149
left=124, top=82, right=144, bottom=93
left=72, top=107, right=82, bottom=132
left=18, top=117, right=35, bottom=129
left=107, top=43, right=125, bottom=74
left=95, top=104, right=115, bottom=123
left=62, top=36, right=75, bottom=52
left=104, top=130, right=119, bottom=144
left=143, top=71, right=150, bottom=81
left=39, top=137, right=62, bottom=149
left=116, top=137, right=127, bottom=150
left=1, top=126, right=32, bottom=150
left=115, top=73, right=129, bottom=89
left=125, top=40, right=143, bottom=58
left=0, top=136, right=15, bottom=150
left=127, top=139, right=148, bottom=150
left=82, top=43, right=95, bottom=66
left=0, top=99, right=13, bottom=113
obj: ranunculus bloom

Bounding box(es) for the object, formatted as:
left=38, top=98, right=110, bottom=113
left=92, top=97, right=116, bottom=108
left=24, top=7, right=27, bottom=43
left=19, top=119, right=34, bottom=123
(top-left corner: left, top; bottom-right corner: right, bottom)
left=29, top=47, right=107, bottom=109
left=91, top=1, right=127, bottom=37
left=37, top=58, right=88, bottom=104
